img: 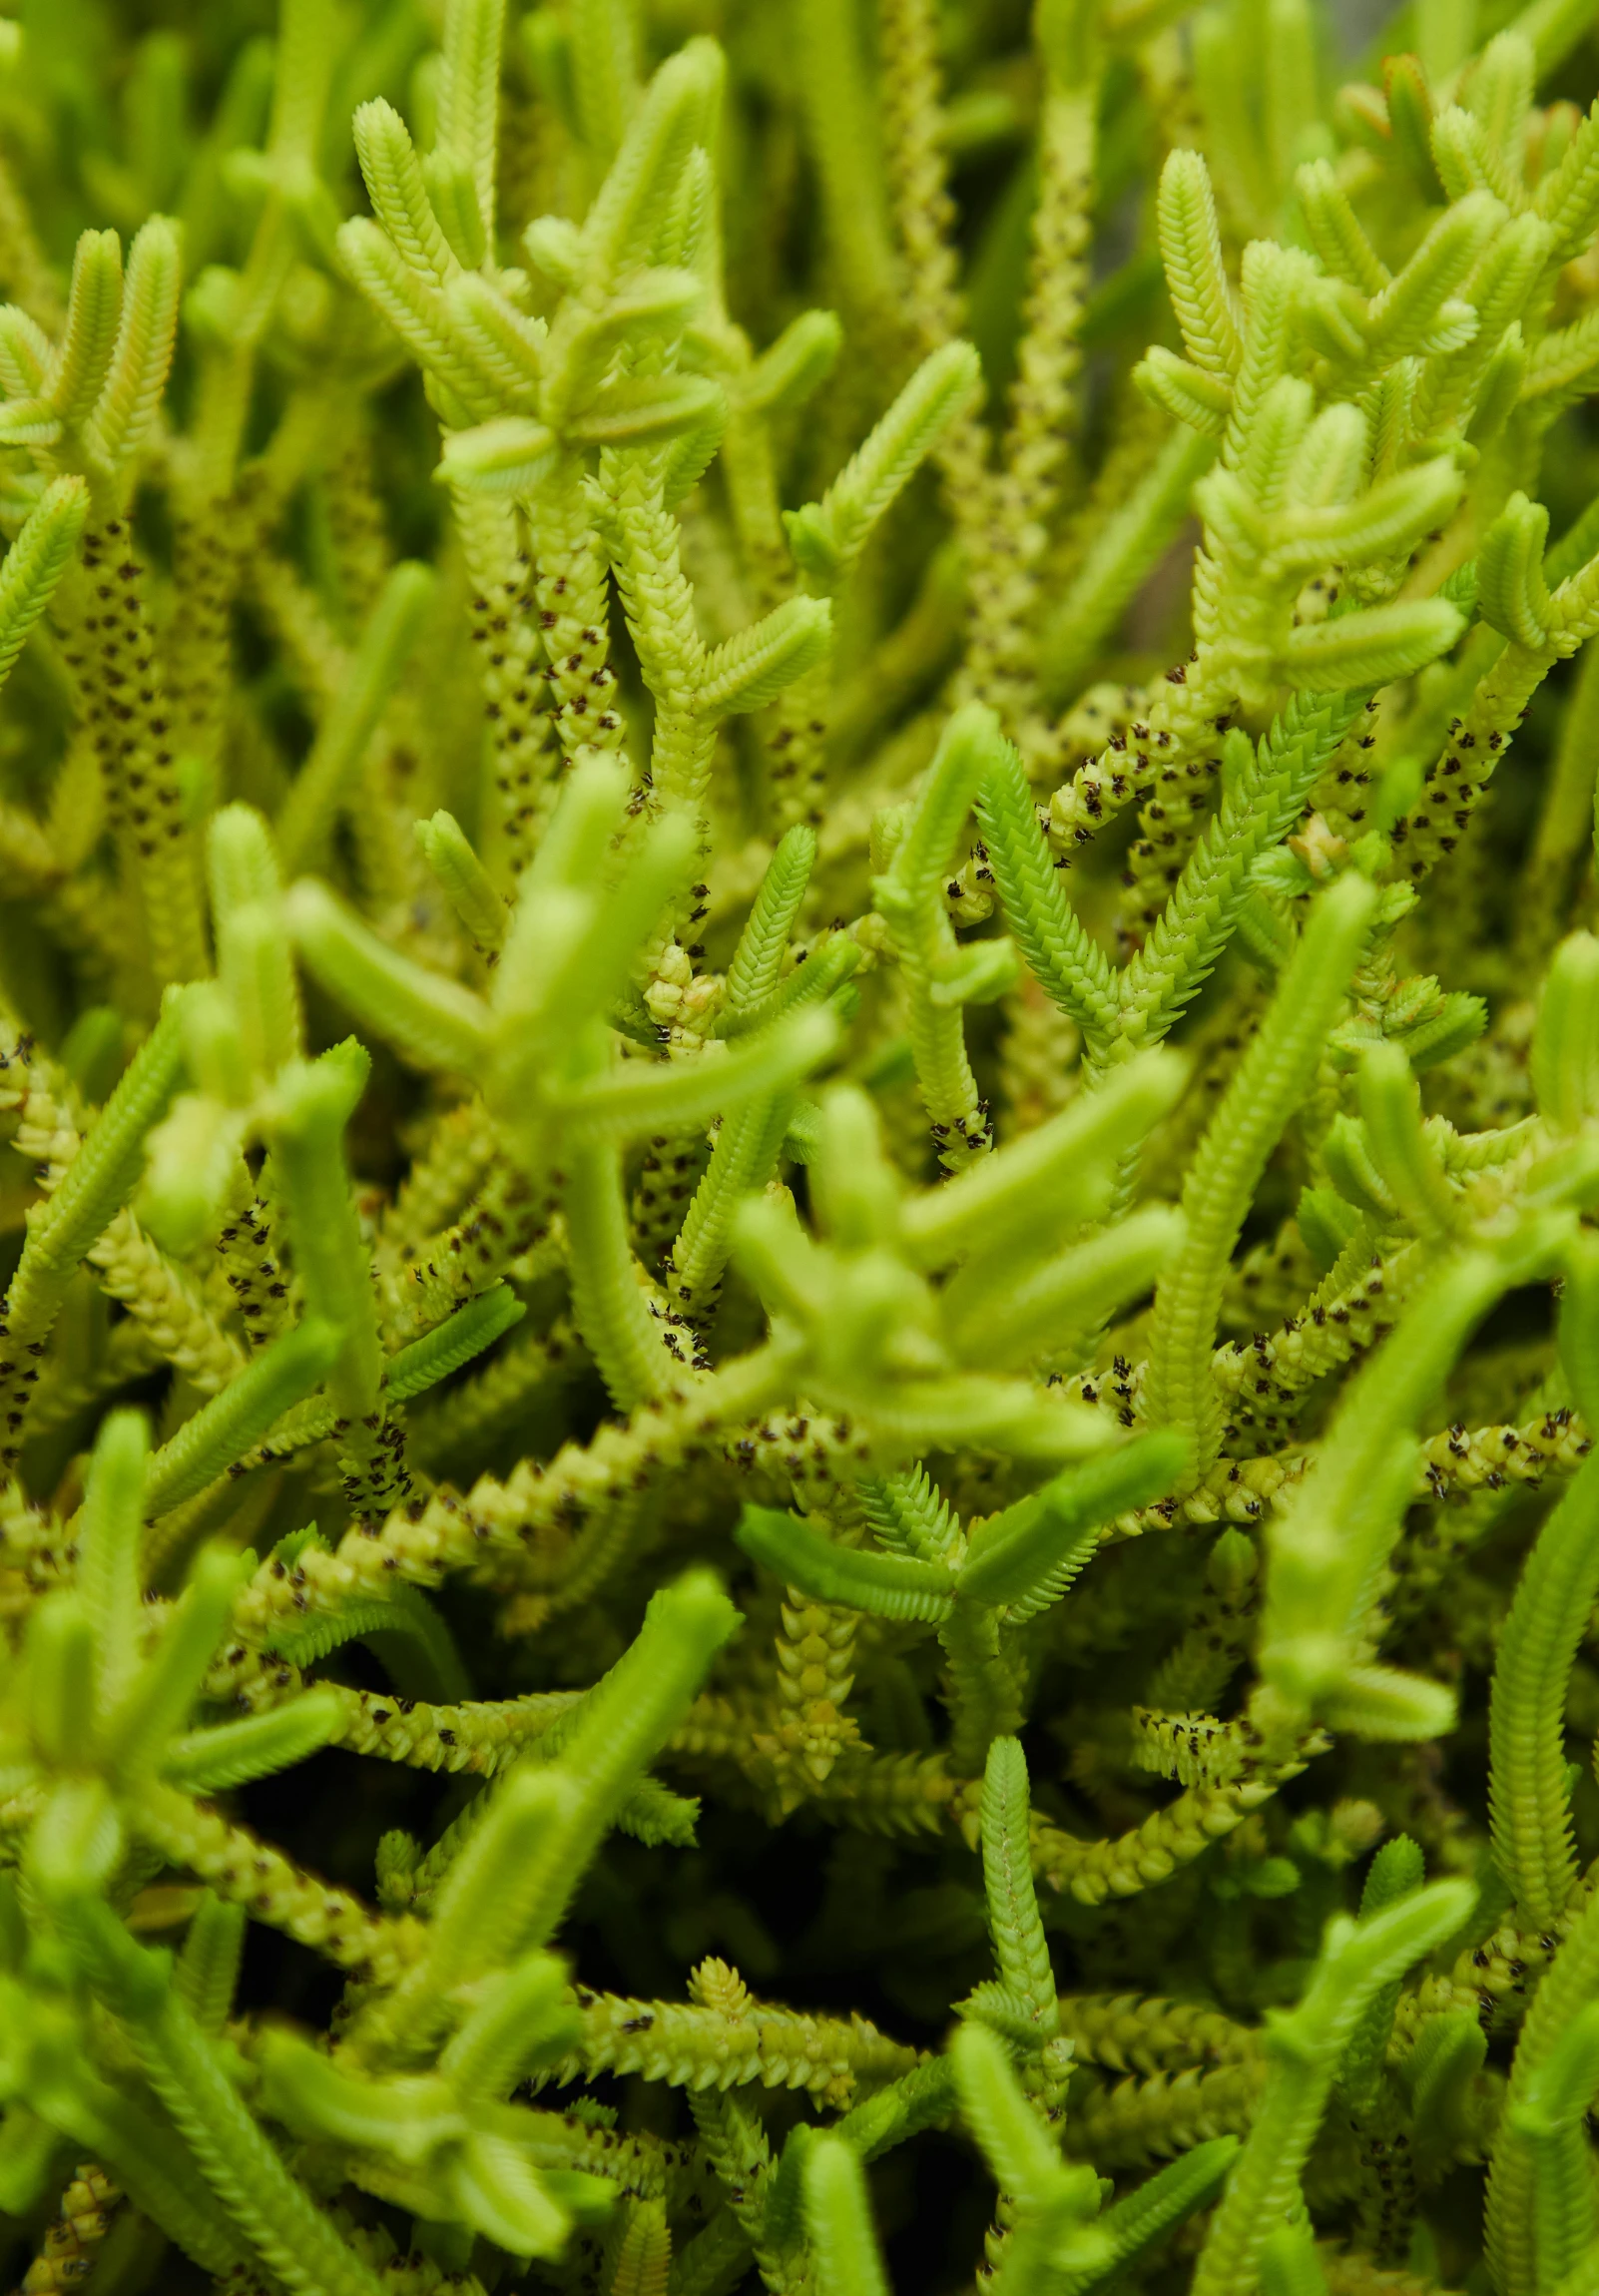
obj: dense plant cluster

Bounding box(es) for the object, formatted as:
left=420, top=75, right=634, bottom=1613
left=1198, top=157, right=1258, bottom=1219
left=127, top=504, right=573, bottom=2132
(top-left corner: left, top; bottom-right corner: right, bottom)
left=6, top=0, right=1599, bottom=2289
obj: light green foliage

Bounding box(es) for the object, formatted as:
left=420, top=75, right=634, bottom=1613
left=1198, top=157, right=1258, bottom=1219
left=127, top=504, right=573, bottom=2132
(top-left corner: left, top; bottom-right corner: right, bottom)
left=0, top=0, right=1598, bottom=2292
left=1487, top=1242, right=1599, bottom=1931
left=803, top=2136, right=892, bottom=2296
left=1145, top=873, right=1375, bottom=1480
left=1194, top=1878, right=1475, bottom=2296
